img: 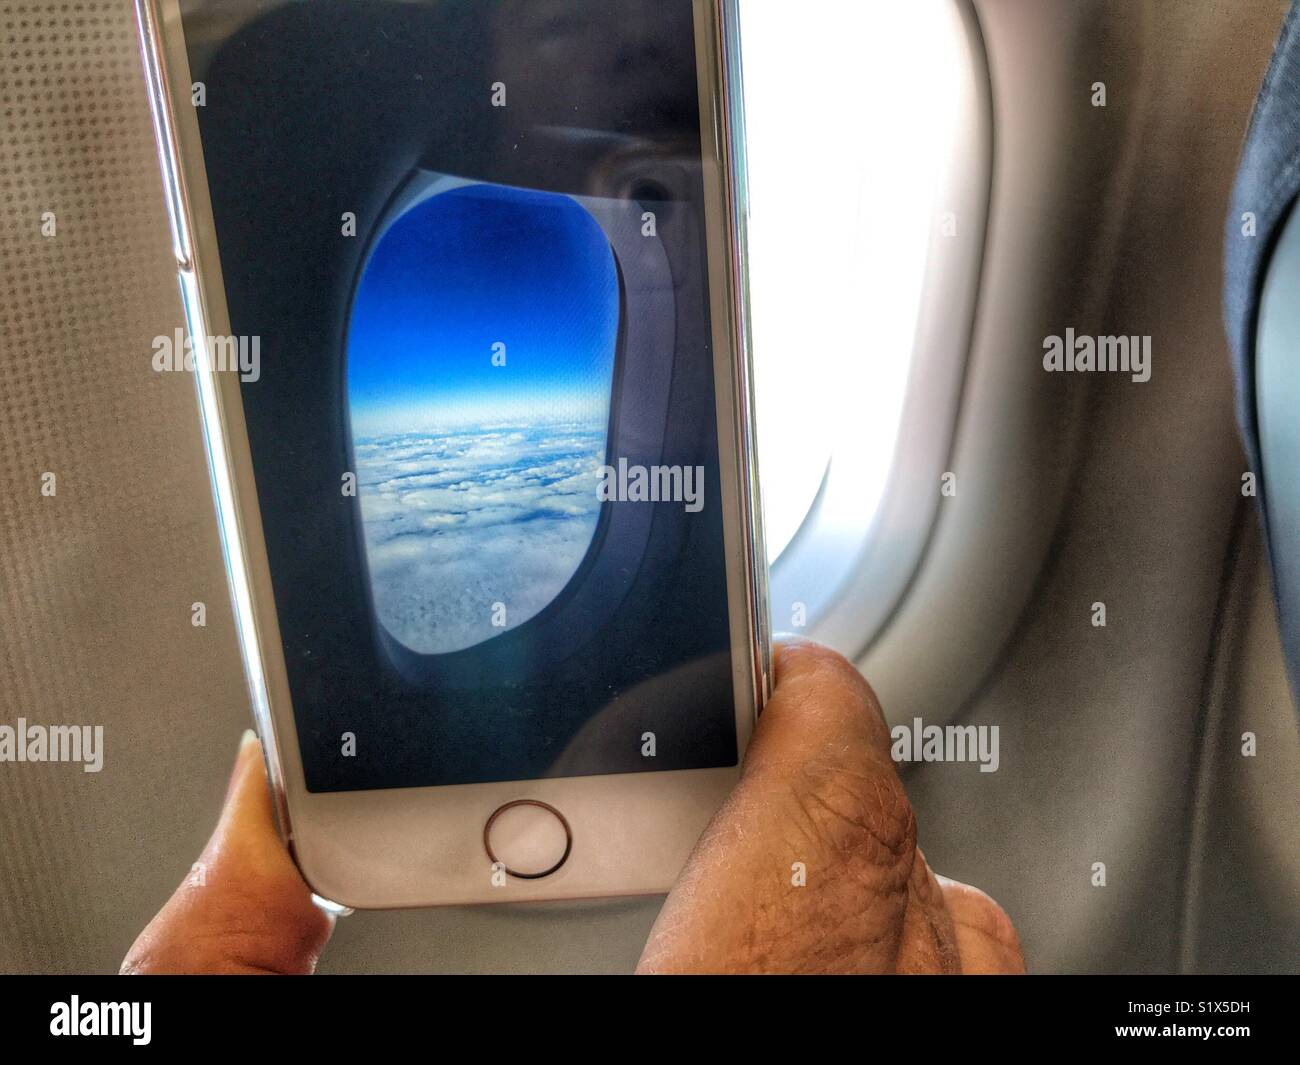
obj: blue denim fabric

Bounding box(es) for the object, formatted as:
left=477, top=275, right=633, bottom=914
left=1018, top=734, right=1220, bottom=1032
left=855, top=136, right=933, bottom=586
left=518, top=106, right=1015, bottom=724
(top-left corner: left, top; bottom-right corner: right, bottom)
left=1224, top=0, right=1300, bottom=701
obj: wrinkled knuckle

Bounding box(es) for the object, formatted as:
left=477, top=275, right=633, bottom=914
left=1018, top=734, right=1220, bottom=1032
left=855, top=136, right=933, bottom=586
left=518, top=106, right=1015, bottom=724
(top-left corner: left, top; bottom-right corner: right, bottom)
left=794, top=759, right=917, bottom=873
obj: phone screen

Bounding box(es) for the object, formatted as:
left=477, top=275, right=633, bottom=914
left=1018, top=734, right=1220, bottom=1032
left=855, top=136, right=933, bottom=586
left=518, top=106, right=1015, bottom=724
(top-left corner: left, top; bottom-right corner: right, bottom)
left=177, top=0, right=739, bottom=791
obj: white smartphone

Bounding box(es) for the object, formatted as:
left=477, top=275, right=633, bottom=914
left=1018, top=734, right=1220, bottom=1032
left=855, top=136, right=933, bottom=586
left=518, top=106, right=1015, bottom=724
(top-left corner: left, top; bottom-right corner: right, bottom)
left=136, top=0, right=769, bottom=908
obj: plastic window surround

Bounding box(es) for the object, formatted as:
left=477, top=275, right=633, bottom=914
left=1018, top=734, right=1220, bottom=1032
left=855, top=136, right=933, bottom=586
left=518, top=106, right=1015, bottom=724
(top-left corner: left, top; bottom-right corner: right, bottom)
left=742, top=0, right=992, bottom=659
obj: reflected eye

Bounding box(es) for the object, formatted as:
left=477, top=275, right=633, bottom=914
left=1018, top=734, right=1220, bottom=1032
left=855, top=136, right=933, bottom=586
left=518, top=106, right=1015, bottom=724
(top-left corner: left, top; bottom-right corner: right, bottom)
left=346, top=182, right=620, bottom=655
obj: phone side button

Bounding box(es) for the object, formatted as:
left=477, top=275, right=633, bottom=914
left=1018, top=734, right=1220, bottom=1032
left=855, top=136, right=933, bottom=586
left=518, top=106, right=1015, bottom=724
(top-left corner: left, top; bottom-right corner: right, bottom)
left=483, top=799, right=573, bottom=880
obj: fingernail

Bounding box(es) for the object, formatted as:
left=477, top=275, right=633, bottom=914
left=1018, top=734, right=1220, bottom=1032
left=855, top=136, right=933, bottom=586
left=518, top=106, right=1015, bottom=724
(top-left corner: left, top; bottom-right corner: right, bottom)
left=239, top=728, right=259, bottom=752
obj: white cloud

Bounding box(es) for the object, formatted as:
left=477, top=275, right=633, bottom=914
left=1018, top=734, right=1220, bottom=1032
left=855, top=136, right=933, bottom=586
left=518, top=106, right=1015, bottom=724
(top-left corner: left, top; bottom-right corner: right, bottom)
left=355, top=422, right=606, bottom=654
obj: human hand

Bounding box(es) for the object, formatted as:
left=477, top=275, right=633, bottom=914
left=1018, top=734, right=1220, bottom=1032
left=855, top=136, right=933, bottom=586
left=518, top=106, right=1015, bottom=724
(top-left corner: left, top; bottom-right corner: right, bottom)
left=636, top=639, right=1025, bottom=973
left=121, top=730, right=334, bottom=974
left=123, top=640, right=1023, bottom=974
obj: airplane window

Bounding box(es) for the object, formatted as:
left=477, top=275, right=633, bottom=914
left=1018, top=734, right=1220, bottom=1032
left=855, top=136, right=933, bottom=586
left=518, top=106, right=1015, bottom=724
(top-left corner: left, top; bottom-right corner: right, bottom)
left=346, top=183, right=620, bottom=656
left=741, top=0, right=984, bottom=648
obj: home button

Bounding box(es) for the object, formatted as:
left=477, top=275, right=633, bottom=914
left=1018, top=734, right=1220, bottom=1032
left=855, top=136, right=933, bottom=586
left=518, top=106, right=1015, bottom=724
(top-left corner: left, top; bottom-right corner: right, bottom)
left=484, top=799, right=573, bottom=879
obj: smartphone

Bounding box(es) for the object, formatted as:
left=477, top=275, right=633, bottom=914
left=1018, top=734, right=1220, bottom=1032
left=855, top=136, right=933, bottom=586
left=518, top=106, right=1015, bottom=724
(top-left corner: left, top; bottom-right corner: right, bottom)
left=136, top=0, right=769, bottom=907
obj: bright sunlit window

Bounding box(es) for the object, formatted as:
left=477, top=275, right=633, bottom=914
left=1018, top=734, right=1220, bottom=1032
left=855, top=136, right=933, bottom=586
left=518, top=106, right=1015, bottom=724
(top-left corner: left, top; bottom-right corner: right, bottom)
left=742, top=0, right=971, bottom=560
left=740, top=0, right=985, bottom=651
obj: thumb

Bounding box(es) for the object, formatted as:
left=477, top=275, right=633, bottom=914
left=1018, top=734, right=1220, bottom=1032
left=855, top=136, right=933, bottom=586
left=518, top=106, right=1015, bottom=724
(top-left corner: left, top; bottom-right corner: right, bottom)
left=121, top=730, right=335, bottom=974
left=639, top=638, right=935, bottom=972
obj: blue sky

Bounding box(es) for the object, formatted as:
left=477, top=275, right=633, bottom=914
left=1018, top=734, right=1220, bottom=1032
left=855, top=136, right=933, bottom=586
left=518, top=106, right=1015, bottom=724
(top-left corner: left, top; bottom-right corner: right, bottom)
left=347, top=183, right=620, bottom=437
